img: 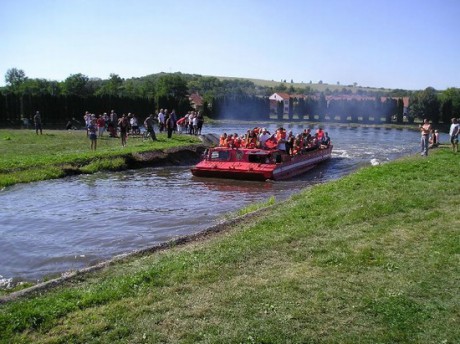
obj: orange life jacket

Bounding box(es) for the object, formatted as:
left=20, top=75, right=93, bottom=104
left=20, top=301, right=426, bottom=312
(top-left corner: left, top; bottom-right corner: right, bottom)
left=219, top=135, right=227, bottom=147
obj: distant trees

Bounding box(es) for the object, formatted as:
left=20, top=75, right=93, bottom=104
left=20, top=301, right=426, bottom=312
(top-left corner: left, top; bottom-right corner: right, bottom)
left=2, top=67, right=460, bottom=127
left=408, top=86, right=459, bottom=124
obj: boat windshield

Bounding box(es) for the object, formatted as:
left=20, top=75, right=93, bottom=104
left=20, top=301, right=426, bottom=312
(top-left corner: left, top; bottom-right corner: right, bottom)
left=248, top=153, right=270, bottom=163
left=209, top=150, right=231, bottom=161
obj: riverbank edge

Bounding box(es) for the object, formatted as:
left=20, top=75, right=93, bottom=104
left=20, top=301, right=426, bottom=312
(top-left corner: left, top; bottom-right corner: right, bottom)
left=0, top=143, right=208, bottom=189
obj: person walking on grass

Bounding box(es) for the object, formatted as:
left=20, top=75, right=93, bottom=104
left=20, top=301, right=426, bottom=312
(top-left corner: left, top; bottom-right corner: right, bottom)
left=34, top=111, right=42, bottom=135
left=449, top=117, right=459, bottom=153
left=88, top=118, right=98, bottom=150
left=144, top=114, right=157, bottom=141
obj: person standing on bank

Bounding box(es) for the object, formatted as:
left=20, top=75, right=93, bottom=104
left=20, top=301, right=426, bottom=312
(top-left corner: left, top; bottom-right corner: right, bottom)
left=118, top=114, right=129, bottom=147
left=420, top=118, right=432, bottom=156
left=34, top=111, right=42, bottom=135
left=88, top=118, right=98, bottom=150
left=144, top=114, right=157, bottom=141
left=165, top=114, right=174, bottom=138
left=449, top=117, right=459, bottom=153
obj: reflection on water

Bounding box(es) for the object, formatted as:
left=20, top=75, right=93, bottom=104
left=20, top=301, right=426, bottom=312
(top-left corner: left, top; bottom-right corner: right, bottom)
left=0, top=125, right=428, bottom=281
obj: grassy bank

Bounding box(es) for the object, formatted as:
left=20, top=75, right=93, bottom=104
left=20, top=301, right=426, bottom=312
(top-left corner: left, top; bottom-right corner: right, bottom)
left=0, top=129, right=201, bottom=188
left=0, top=147, right=458, bottom=343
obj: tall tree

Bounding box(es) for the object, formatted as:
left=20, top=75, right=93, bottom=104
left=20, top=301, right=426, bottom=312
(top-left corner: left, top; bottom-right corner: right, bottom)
left=440, top=88, right=460, bottom=122
left=155, top=74, right=188, bottom=99
left=5, top=68, right=27, bottom=92
left=419, top=87, right=440, bottom=123
left=62, top=73, right=90, bottom=97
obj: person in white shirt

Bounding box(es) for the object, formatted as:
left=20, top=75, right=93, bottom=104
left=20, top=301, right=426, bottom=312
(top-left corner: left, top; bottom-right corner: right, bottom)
left=258, top=128, right=271, bottom=149
left=449, top=117, right=459, bottom=153
left=158, top=109, right=165, bottom=132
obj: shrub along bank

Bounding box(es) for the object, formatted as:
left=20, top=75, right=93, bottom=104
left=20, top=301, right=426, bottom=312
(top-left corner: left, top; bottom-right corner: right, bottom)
left=0, top=129, right=203, bottom=188
left=0, top=146, right=459, bottom=343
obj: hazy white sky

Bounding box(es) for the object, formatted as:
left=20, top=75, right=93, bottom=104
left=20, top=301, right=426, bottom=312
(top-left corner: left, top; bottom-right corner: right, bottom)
left=1, top=0, right=459, bottom=90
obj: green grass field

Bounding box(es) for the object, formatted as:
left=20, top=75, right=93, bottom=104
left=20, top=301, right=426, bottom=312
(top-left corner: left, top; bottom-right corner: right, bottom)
left=0, top=146, right=458, bottom=343
left=0, top=129, right=201, bottom=188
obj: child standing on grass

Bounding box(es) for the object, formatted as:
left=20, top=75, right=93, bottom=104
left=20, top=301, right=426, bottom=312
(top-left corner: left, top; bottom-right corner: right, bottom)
left=88, top=119, right=98, bottom=150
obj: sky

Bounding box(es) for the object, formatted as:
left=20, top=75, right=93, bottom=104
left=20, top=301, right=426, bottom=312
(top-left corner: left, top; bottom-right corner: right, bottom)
left=1, top=0, right=459, bottom=90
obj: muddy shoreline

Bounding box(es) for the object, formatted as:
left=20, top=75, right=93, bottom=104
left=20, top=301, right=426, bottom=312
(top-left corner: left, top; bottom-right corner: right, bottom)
left=60, top=144, right=208, bottom=177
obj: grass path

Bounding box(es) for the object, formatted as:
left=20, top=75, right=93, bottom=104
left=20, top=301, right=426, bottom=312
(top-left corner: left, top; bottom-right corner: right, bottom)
left=0, top=146, right=458, bottom=343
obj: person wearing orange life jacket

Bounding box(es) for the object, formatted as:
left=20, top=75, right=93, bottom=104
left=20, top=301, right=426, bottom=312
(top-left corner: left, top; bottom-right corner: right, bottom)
left=226, top=134, right=234, bottom=148
left=316, top=127, right=325, bottom=142
left=276, top=127, right=288, bottom=153
left=233, top=135, right=242, bottom=148
left=246, top=130, right=257, bottom=148
left=219, top=133, right=227, bottom=147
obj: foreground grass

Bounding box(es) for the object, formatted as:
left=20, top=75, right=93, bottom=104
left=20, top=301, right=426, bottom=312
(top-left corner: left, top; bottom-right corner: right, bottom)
left=0, top=147, right=459, bottom=343
left=0, top=129, right=200, bottom=188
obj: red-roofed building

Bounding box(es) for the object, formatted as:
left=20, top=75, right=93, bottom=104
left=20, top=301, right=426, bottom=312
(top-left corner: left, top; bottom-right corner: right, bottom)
left=189, top=93, right=203, bottom=111
left=269, top=92, right=291, bottom=115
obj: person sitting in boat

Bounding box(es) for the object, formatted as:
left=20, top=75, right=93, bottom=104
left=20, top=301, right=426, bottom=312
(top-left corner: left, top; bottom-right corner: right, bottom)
left=233, top=135, right=242, bottom=148
left=320, top=132, right=331, bottom=148
left=240, top=134, right=247, bottom=148
left=226, top=134, right=234, bottom=148
left=292, top=134, right=303, bottom=155
left=303, top=134, right=319, bottom=152
left=316, top=127, right=325, bottom=142
left=265, top=134, right=278, bottom=150
left=302, top=128, right=312, bottom=146
left=219, top=133, right=228, bottom=147
left=258, top=128, right=271, bottom=149
left=246, top=130, right=258, bottom=148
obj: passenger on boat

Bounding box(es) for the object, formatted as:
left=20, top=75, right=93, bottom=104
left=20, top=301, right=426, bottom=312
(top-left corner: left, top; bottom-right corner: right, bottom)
left=293, top=134, right=303, bottom=155
left=276, top=127, right=288, bottom=153
left=316, top=127, right=325, bottom=142
left=226, top=134, right=234, bottom=148
left=302, top=128, right=312, bottom=147
left=265, top=135, right=278, bottom=149
left=259, top=128, right=271, bottom=149
left=233, top=135, right=242, bottom=148
left=286, top=130, right=295, bottom=155
left=219, top=133, right=228, bottom=147
left=246, top=130, right=258, bottom=148
left=321, top=132, right=331, bottom=148
left=303, top=134, right=319, bottom=152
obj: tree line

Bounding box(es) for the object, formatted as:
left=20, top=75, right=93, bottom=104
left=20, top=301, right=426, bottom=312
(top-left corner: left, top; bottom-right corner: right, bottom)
left=1, top=67, right=459, bottom=127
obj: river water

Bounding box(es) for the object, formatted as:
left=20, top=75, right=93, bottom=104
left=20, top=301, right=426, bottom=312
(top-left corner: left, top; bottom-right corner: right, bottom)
left=0, top=124, right=443, bottom=284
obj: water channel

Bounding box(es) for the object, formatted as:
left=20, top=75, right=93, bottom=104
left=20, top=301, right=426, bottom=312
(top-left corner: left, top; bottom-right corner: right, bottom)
left=0, top=124, right=444, bottom=284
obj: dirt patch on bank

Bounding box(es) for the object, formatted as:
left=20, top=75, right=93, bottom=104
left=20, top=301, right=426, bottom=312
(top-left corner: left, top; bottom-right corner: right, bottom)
left=128, top=145, right=207, bottom=168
